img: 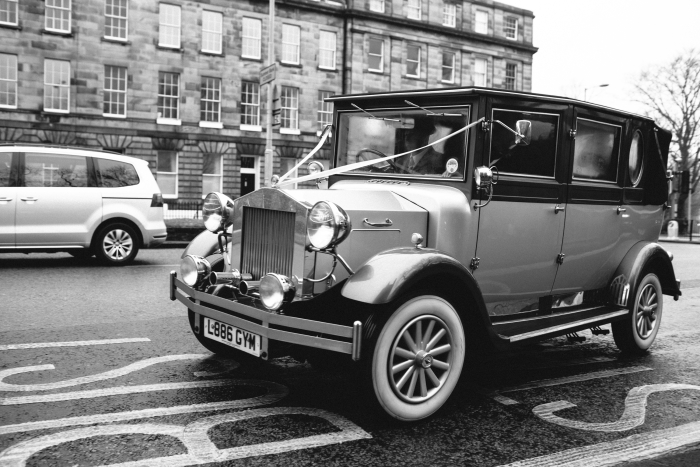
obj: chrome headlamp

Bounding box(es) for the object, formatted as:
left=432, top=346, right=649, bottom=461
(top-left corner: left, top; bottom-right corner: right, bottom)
left=259, top=273, right=296, bottom=311
left=202, top=192, right=234, bottom=233
left=180, top=255, right=212, bottom=287
left=307, top=201, right=351, bottom=250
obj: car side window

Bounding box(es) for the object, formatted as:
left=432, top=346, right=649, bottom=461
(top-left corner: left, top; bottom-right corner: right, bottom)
left=23, top=153, right=89, bottom=188
left=0, top=153, right=13, bottom=187
left=572, top=118, right=621, bottom=183
left=95, top=158, right=140, bottom=187
left=489, top=109, right=559, bottom=178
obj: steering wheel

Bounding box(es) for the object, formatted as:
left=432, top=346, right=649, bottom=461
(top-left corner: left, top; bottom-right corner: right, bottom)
left=356, top=148, right=398, bottom=173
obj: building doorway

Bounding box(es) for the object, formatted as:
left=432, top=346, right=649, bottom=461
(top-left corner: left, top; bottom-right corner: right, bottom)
left=240, top=155, right=259, bottom=196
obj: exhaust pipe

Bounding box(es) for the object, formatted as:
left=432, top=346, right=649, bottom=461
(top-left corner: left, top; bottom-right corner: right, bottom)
left=239, top=280, right=260, bottom=295
left=209, top=270, right=252, bottom=287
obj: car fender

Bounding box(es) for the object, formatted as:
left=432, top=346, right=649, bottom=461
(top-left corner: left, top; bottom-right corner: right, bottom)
left=610, top=241, right=681, bottom=307
left=181, top=230, right=220, bottom=259
left=341, top=247, right=489, bottom=320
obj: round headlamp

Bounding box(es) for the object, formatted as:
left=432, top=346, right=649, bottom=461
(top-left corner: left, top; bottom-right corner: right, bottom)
left=180, top=255, right=212, bottom=287
left=202, top=192, right=234, bottom=233
left=307, top=201, right=351, bottom=250
left=259, top=273, right=296, bottom=311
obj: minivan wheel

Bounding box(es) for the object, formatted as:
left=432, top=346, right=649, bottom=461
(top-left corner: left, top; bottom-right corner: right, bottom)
left=612, top=273, right=663, bottom=355
left=93, top=223, right=139, bottom=266
left=368, top=295, right=465, bottom=421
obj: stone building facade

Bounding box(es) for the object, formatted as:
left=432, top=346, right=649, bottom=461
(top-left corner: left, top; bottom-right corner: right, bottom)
left=0, top=0, right=536, bottom=203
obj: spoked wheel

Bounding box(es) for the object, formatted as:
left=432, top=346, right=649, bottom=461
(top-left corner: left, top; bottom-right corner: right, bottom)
left=93, top=223, right=139, bottom=266
left=612, top=273, right=663, bottom=355
left=370, top=295, right=465, bottom=421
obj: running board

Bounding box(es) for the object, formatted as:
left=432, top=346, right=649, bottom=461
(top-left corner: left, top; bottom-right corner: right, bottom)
left=501, top=310, right=628, bottom=344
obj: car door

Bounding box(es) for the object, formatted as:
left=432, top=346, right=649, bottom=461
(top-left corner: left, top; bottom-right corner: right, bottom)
left=15, top=152, right=103, bottom=247
left=550, top=108, right=625, bottom=296
left=473, top=100, right=569, bottom=318
left=0, top=152, right=18, bottom=248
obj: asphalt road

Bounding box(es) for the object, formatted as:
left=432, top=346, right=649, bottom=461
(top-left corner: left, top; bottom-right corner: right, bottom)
left=0, top=245, right=699, bottom=466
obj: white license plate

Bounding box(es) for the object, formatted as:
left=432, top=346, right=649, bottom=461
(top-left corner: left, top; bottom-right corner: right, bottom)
left=203, top=317, right=262, bottom=357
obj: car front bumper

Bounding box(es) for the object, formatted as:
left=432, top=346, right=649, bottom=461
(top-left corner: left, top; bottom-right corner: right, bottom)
left=169, top=271, right=362, bottom=361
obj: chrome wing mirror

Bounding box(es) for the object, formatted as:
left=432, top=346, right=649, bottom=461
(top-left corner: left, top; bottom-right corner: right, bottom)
left=515, top=120, right=532, bottom=146
left=307, top=160, right=327, bottom=189
left=473, top=166, right=499, bottom=209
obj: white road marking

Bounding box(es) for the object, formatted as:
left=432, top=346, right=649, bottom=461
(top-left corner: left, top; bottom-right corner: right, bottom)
left=0, top=380, right=288, bottom=436
left=0, top=338, right=151, bottom=351
left=0, top=407, right=372, bottom=467
left=498, top=420, right=700, bottom=467
left=125, top=264, right=179, bottom=268
left=533, top=383, right=700, bottom=432
left=492, top=394, right=520, bottom=405
left=0, top=354, right=218, bottom=392
left=1, top=379, right=241, bottom=405
left=499, top=366, right=653, bottom=393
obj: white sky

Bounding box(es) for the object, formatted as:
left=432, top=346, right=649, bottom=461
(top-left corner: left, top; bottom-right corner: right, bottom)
left=497, top=0, right=700, bottom=114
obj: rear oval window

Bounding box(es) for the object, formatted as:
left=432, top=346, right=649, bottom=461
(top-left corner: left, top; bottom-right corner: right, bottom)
left=628, top=130, right=644, bottom=186
left=95, top=158, right=140, bottom=187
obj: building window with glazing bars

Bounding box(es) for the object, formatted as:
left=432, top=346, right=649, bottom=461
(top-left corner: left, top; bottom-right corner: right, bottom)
left=200, top=77, right=221, bottom=126
left=159, top=3, right=180, bottom=48
left=1, top=0, right=19, bottom=26
left=442, top=51, right=455, bottom=84
left=407, top=0, right=421, bottom=20
left=505, top=63, right=517, bottom=90
left=241, top=81, right=260, bottom=129
left=103, top=65, right=127, bottom=117
left=104, top=0, right=128, bottom=40
left=202, top=154, right=222, bottom=195
left=202, top=11, right=222, bottom=54
left=319, top=31, right=336, bottom=70
left=280, top=86, right=299, bottom=132
left=318, top=91, right=333, bottom=128
left=45, top=0, right=71, bottom=33
left=242, top=17, right=261, bottom=59
left=368, top=38, right=383, bottom=72
left=157, top=150, right=178, bottom=198
left=0, top=54, right=17, bottom=108
left=504, top=16, right=518, bottom=40
left=474, top=57, right=487, bottom=86
left=157, top=71, right=179, bottom=122
left=369, top=0, right=384, bottom=13
left=406, top=44, right=420, bottom=78
left=475, top=10, right=487, bottom=34
left=443, top=3, right=456, bottom=27
left=44, top=59, right=70, bottom=113
left=282, top=24, right=300, bottom=64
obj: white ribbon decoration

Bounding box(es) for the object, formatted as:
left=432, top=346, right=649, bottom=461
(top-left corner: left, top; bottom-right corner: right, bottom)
left=276, top=124, right=333, bottom=185
left=275, top=117, right=485, bottom=187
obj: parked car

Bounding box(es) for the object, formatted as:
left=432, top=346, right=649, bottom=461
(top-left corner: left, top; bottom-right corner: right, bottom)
left=0, top=144, right=167, bottom=265
left=170, top=88, right=681, bottom=421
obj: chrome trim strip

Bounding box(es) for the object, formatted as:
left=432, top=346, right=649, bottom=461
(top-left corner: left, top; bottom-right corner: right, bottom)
left=352, top=321, right=362, bottom=361
left=507, top=310, right=628, bottom=343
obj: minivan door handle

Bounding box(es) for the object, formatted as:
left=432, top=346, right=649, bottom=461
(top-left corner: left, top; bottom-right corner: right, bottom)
left=20, top=197, right=38, bottom=202
left=0, top=197, right=12, bottom=202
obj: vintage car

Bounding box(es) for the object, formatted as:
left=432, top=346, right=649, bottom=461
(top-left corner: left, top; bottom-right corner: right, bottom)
left=170, top=87, right=681, bottom=421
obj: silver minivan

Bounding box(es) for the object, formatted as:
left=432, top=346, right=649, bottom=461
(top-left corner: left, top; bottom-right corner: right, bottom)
left=0, top=144, right=167, bottom=265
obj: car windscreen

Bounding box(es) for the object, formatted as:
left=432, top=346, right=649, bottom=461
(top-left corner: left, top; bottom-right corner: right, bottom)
left=95, top=158, right=140, bottom=187
left=335, top=106, right=470, bottom=179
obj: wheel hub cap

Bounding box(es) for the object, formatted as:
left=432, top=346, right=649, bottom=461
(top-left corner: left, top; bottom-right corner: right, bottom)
left=636, top=283, right=658, bottom=339
left=415, top=351, right=433, bottom=369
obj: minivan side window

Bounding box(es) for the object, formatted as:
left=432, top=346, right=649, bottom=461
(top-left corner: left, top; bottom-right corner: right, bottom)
left=95, top=158, right=140, bottom=187
left=0, top=153, right=13, bottom=187
left=572, top=118, right=621, bottom=183
left=490, top=109, right=559, bottom=178
left=24, top=153, right=89, bottom=187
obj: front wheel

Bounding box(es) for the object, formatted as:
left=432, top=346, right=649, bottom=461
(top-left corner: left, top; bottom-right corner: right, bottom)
left=612, top=273, right=663, bottom=355
left=369, top=295, right=465, bottom=421
left=93, top=223, right=139, bottom=265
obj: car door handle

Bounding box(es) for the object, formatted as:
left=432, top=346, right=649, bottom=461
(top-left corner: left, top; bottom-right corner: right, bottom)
left=363, top=218, right=393, bottom=227
left=617, top=206, right=627, bottom=215
left=20, top=197, right=38, bottom=202
left=0, top=197, right=12, bottom=202
left=554, top=205, right=565, bottom=214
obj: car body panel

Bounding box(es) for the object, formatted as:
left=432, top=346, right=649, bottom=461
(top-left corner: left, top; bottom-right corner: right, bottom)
left=0, top=186, right=16, bottom=247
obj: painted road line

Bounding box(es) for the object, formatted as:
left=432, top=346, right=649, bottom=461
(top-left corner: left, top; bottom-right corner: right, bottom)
left=0, top=407, right=372, bottom=467
left=125, top=264, right=179, bottom=268
left=499, top=366, right=653, bottom=393
left=492, top=394, right=520, bottom=405
left=1, top=379, right=239, bottom=405
left=498, top=419, right=700, bottom=467
left=534, top=383, right=700, bottom=432
left=0, top=380, right=288, bottom=436
left=0, top=354, right=214, bottom=392
left=0, top=338, right=151, bottom=351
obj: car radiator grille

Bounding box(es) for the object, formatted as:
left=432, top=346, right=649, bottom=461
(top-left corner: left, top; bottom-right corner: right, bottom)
left=240, top=207, right=296, bottom=280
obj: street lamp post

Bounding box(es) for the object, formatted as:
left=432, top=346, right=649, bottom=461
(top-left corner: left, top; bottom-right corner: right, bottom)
left=263, top=0, right=275, bottom=187
left=584, top=83, right=609, bottom=101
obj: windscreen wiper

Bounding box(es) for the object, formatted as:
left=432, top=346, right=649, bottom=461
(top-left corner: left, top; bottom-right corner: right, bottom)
left=351, top=103, right=401, bottom=122
left=404, top=100, right=462, bottom=117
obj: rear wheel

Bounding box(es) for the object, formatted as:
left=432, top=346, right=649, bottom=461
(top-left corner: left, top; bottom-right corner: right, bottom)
left=93, top=223, right=139, bottom=266
left=612, top=273, right=663, bottom=355
left=368, top=294, right=465, bottom=421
